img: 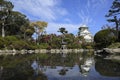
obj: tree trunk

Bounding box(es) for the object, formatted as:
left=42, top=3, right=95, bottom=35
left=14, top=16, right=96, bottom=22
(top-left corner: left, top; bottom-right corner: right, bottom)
left=24, top=31, right=26, bottom=40
left=2, top=22, right=5, bottom=38
left=114, top=16, right=119, bottom=40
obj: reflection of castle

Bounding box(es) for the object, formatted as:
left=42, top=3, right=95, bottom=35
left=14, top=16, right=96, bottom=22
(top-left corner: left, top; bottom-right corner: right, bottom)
left=80, top=58, right=94, bottom=76
left=78, top=25, right=93, bottom=42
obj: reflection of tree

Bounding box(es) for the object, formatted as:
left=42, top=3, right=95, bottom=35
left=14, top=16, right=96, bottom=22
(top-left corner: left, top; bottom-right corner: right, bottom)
left=38, top=53, right=81, bottom=67
left=59, top=68, right=68, bottom=75
left=0, top=53, right=95, bottom=79
left=59, top=53, right=67, bottom=76
left=1, top=63, right=33, bottom=80
left=95, top=57, right=120, bottom=77
left=31, top=60, right=48, bottom=80
left=0, top=54, right=47, bottom=80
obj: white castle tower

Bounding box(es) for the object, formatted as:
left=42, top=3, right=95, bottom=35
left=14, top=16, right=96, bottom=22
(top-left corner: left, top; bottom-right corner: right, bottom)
left=78, top=25, right=93, bottom=42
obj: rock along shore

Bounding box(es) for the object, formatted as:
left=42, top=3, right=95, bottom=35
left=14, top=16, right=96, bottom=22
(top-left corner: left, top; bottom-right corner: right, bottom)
left=0, top=49, right=94, bottom=55
left=95, top=48, right=120, bottom=54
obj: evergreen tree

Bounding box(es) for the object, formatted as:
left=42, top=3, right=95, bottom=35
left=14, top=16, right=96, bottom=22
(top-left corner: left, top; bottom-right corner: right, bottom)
left=106, top=0, right=120, bottom=41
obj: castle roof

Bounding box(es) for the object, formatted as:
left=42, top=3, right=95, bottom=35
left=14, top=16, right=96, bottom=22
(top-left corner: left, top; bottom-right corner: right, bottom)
left=84, top=35, right=92, bottom=39
left=82, top=29, right=90, bottom=34
left=81, top=24, right=87, bottom=27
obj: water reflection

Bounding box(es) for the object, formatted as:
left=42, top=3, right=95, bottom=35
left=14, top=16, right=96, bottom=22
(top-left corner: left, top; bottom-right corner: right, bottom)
left=31, top=60, right=39, bottom=76
left=59, top=53, right=68, bottom=75
left=0, top=53, right=120, bottom=80
left=0, top=66, right=3, bottom=79
left=0, top=54, right=47, bottom=80
left=80, top=58, right=94, bottom=76
left=95, top=56, right=120, bottom=77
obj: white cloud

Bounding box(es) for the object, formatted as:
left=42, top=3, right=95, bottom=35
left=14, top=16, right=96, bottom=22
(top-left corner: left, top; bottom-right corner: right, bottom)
left=9, top=0, right=68, bottom=21
left=78, top=0, right=110, bottom=26
left=9, top=0, right=80, bottom=35
left=46, top=23, right=81, bottom=35
left=64, top=18, right=72, bottom=23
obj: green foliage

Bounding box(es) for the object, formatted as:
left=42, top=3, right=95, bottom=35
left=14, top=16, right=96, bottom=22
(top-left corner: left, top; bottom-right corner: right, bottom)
left=0, top=36, right=35, bottom=50
left=81, top=42, right=94, bottom=49
left=94, top=29, right=117, bottom=48
left=12, top=40, right=28, bottom=50
left=48, top=34, right=61, bottom=49
left=0, top=36, right=18, bottom=49
left=67, top=42, right=82, bottom=49
left=5, top=36, right=18, bottom=41
left=5, top=11, right=30, bottom=37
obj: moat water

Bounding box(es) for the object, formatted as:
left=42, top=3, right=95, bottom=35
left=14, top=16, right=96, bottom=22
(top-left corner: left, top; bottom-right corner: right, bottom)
left=0, top=52, right=120, bottom=80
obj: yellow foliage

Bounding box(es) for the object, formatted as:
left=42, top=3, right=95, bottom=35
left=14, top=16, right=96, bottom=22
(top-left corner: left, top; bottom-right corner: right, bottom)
left=30, top=21, right=48, bottom=33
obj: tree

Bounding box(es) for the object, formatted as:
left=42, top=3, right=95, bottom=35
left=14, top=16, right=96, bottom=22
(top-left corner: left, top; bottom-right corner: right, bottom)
left=94, top=29, right=117, bottom=49
left=20, top=20, right=34, bottom=40
left=106, top=0, right=120, bottom=41
left=0, top=0, right=14, bottom=37
left=58, top=27, right=68, bottom=49
left=6, top=11, right=30, bottom=37
left=58, top=27, right=68, bottom=35
left=0, top=0, right=30, bottom=39
left=30, top=21, right=48, bottom=44
left=0, top=10, right=31, bottom=39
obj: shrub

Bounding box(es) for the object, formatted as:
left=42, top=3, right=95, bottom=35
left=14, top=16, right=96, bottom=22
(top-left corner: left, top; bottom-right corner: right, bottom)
left=37, top=43, right=49, bottom=49
left=94, top=29, right=117, bottom=49
left=5, top=36, right=18, bottom=41
left=67, top=42, right=82, bottom=49
left=4, top=36, right=18, bottom=47
left=12, top=40, right=28, bottom=50
left=0, top=37, right=5, bottom=49
left=0, top=36, right=18, bottom=49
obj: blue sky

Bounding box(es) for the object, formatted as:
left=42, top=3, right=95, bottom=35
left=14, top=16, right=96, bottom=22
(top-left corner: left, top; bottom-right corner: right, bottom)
left=9, top=0, right=114, bottom=35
